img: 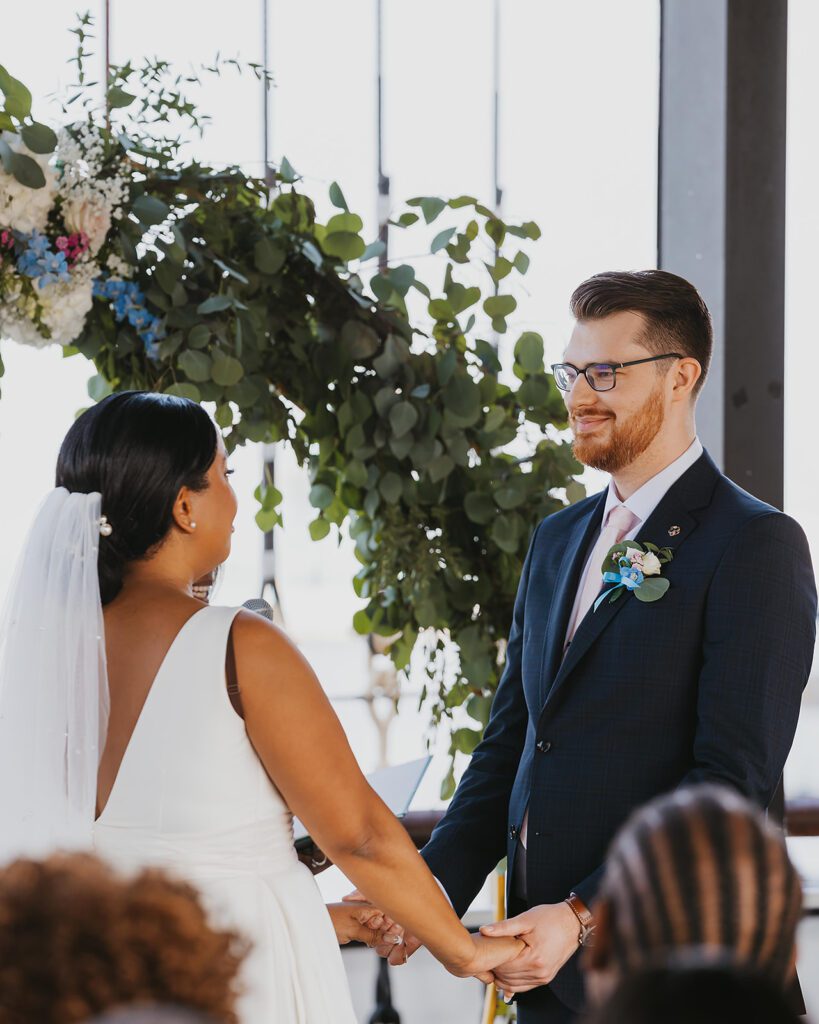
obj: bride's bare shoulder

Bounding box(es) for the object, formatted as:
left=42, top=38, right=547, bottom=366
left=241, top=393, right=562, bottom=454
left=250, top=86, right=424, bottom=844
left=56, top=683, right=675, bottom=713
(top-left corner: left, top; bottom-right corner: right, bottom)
left=230, top=609, right=313, bottom=680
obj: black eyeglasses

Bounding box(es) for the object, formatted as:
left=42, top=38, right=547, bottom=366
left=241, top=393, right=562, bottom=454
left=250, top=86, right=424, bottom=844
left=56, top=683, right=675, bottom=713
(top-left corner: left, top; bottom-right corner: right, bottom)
left=550, top=353, right=685, bottom=392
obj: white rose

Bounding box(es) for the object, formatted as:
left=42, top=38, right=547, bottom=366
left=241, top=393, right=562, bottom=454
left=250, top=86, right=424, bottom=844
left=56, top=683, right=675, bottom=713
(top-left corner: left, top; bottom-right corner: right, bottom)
left=641, top=551, right=662, bottom=576
left=62, top=194, right=112, bottom=255
left=625, top=546, right=644, bottom=564
left=40, top=271, right=95, bottom=346
left=0, top=132, right=57, bottom=234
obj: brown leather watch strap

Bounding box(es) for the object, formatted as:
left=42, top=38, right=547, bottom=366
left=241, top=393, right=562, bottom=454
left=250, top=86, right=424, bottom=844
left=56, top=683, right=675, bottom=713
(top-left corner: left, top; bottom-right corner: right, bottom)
left=565, top=892, right=595, bottom=947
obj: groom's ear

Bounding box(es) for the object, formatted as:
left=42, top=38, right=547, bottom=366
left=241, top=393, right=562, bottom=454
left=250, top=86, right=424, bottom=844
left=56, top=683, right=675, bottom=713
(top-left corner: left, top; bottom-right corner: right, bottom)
left=671, top=356, right=702, bottom=403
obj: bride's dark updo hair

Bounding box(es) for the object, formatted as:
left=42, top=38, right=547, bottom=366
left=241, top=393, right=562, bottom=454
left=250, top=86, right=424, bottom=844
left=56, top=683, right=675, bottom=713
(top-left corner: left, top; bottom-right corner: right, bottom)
left=56, top=391, right=218, bottom=605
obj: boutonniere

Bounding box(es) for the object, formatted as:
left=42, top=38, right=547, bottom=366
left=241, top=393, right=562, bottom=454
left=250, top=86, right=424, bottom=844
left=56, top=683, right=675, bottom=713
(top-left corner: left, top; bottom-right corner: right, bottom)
left=594, top=541, right=674, bottom=611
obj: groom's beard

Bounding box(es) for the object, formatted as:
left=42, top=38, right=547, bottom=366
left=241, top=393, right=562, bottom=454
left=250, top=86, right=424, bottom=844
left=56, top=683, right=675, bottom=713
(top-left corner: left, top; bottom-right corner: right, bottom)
left=571, top=384, right=665, bottom=474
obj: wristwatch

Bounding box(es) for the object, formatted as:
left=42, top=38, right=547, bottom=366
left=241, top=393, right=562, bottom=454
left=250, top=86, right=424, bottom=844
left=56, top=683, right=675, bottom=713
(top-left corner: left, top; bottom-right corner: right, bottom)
left=564, top=892, right=595, bottom=947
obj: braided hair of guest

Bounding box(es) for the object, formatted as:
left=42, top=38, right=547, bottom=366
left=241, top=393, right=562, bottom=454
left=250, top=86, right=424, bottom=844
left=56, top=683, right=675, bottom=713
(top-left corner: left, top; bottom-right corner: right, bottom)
left=595, top=783, right=802, bottom=986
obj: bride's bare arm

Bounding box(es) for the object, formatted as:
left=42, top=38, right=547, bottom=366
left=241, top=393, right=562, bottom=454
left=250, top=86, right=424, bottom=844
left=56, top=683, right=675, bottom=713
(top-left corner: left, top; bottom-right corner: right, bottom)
left=231, top=611, right=521, bottom=977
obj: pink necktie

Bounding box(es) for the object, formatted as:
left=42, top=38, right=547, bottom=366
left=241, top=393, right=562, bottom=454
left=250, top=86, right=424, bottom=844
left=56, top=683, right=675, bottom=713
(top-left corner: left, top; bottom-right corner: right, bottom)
left=566, top=504, right=637, bottom=643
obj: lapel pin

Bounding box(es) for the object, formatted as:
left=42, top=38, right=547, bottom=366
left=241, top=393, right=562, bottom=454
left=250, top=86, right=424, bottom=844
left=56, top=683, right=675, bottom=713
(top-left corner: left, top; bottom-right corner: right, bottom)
left=668, top=525, right=681, bottom=537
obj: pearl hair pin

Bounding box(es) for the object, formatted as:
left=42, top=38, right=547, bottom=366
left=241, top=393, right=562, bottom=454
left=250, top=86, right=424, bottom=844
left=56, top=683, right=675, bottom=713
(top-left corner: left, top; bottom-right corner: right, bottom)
left=99, top=515, right=113, bottom=537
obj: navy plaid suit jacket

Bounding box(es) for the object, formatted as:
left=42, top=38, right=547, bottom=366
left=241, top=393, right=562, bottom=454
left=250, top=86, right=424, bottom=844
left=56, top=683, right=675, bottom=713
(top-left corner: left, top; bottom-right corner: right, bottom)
left=422, top=450, right=817, bottom=1016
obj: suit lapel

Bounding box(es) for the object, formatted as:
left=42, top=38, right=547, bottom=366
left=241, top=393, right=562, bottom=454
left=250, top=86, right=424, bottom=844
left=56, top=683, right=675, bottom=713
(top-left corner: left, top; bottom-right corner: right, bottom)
left=540, top=450, right=721, bottom=714
left=537, top=491, right=606, bottom=706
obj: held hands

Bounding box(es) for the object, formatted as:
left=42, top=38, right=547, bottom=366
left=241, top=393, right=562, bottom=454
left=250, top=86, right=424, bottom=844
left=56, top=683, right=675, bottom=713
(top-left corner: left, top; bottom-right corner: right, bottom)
left=326, top=901, right=404, bottom=948
left=342, top=891, right=524, bottom=982
left=480, top=902, right=581, bottom=996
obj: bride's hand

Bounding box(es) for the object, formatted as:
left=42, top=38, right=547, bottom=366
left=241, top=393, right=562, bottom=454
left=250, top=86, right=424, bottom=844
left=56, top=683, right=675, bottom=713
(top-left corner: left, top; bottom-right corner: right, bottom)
left=448, top=932, right=526, bottom=982
left=326, top=901, right=403, bottom=949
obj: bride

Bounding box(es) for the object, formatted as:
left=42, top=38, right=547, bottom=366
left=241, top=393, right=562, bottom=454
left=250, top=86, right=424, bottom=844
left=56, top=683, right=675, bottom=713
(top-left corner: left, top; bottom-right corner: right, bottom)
left=0, top=390, right=522, bottom=1022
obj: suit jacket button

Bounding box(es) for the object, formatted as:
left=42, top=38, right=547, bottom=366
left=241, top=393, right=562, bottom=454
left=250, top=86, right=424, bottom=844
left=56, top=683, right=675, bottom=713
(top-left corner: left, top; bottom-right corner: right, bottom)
left=509, top=825, right=519, bottom=839
left=537, top=740, right=552, bottom=753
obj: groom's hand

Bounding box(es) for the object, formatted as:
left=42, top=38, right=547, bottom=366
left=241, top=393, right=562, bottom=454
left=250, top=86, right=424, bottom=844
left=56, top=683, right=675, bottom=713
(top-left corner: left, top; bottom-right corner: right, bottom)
left=479, top=902, right=580, bottom=995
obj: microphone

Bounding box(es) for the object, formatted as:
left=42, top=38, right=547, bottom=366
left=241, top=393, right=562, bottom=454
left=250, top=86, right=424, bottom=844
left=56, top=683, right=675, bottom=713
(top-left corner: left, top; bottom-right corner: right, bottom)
left=242, top=597, right=275, bottom=622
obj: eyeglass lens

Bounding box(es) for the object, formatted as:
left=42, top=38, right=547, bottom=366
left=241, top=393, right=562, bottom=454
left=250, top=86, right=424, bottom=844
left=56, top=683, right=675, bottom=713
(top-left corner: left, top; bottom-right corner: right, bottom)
left=553, top=364, right=616, bottom=392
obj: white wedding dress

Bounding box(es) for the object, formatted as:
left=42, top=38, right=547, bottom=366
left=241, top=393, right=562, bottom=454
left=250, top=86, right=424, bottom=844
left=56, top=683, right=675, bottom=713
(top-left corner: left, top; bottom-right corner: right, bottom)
left=93, top=604, right=357, bottom=1024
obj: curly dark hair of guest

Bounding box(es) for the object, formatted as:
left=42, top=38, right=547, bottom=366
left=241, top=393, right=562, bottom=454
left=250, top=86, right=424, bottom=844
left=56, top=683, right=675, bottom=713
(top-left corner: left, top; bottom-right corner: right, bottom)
left=0, top=854, right=248, bottom=1024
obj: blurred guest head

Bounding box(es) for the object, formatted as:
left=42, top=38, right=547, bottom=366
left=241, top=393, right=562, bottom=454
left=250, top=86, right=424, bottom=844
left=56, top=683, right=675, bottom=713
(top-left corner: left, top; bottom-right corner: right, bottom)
left=89, top=1010, right=218, bottom=1024
left=585, top=784, right=801, bottom=1005
left=585, top=960, right=800, bottom=1024
left=0, top=853, right=246, bottom=1023
left=88, top=1009, right=218, bottom=1024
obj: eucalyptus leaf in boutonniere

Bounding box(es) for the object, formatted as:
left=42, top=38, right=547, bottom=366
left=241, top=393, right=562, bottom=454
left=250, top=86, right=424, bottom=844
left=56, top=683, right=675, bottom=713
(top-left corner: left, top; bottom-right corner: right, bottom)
left=594, top=540, right=675, bottom=610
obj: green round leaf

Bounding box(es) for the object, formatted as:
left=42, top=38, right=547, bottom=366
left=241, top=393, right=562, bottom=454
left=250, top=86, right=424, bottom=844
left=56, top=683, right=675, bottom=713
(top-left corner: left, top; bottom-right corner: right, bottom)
left=309, top=483, right=335, bottom=510
left=518, top=377, right=552, bottom=407
left=329, top=181, right=349, bottom=210
left=211, top=353, right=244, bottom=387
left=353, top=608, right=372, bottom=634
left=340, top=320, right=380, bottom=360
left=428, top=454, right=455, bottom=484
left=634, top=577, right=671, bottom=602
left=444, top=373, right=481, bottom=418
left=0, top=65, right=32, bottom=119
left=514, top=332, right=544, bottom=373
left=254, top=237, right=286, bottom=274
left=464, top=492, right=496, bottom=524
left=196, top=294, right=233, bottom=315
left=20, top=121, right=58, bottom=154
left=87, top=374, right=113, bottom=403
left=483, top=294, right=517, bottom=318
left=107, top=85, right=137, bottom=109
left=322, top=231, right=366, bottom=261
left=309, top=517, right=331, bottom=541
left=165, top=382, right=202, bottom=402
left=9, top=151, right=45, bottom=189
left=132, top=193, right=170, bottom=226
left=491, top=515, right=520, bottom=553
left=494, top=485, right=526, bottom=510
left=178, top=349, right=212, bottom=383
left=379, top=472, right=403, bottom=504
left=389, top=401, right=419, bottom=439
left=326, top=212, right=364, bottom=235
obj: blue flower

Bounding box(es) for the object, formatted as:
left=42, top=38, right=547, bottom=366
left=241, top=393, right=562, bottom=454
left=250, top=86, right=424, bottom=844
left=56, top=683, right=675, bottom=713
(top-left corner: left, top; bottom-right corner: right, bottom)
left=619, top=565, right=645, bottom=590
left=26, top=232, right=51, bottom=257
left=127, top=306, right=152, bottom=330
left=94, top=273, right=164, bottom=360
left=19, top=246, right=71, bottom=289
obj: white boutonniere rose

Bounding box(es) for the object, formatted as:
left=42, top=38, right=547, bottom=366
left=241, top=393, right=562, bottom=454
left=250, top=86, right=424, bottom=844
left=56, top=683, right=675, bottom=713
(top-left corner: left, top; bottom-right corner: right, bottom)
left=641, top=551, right=662, bottom=576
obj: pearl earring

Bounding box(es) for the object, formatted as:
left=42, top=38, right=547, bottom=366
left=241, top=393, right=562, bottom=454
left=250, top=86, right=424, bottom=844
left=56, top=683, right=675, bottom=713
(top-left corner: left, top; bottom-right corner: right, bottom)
left=190, top=522, right=197, bottom=530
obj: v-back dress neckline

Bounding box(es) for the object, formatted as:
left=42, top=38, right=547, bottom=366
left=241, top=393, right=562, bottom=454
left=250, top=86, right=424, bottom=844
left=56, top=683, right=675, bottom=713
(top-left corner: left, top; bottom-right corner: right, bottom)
left=95, top=605, right=210, bottom=823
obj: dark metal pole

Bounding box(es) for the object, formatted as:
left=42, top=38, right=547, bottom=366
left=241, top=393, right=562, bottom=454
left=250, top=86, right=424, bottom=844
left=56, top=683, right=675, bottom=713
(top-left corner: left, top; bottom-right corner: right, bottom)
left=260, top=0, right=279, bottom=605
left=262, top=0, right=274, bottom=188
left=103, top=0, right=111, bottom=128
left=376, top=0, right=390, bottom=274
left=658, top=0, right=787, bottom=510
left=492, top=0, right=502, bottom=216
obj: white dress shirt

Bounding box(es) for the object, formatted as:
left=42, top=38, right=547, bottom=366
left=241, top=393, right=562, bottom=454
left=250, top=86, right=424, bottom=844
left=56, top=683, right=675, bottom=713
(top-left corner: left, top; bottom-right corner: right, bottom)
left=520, top=436, right=703, bottom=849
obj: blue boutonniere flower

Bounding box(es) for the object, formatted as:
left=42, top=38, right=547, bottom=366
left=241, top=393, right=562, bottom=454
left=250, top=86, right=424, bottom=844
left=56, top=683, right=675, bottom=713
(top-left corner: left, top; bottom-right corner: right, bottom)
left=594, top=541, right=674, bottom=611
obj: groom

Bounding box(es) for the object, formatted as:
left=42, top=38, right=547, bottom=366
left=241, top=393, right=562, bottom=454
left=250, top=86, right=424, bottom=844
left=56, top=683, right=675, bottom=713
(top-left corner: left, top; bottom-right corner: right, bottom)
left=413, top=271, right=817, bottom=1021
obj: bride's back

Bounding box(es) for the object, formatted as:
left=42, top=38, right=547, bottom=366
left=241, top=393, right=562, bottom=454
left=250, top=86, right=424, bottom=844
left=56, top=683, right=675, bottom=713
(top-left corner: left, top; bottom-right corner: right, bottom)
left=96, top=598, right=287, bottom=840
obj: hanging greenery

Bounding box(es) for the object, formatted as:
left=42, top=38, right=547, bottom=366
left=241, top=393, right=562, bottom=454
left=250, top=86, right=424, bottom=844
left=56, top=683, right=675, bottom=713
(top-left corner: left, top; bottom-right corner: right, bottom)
left=0, top=19, right=584, bottom=790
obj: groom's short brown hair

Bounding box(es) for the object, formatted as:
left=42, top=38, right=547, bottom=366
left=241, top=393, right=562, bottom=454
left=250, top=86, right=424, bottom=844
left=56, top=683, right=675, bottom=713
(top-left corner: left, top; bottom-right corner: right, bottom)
left=570, top=270, right=713, bottom=395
